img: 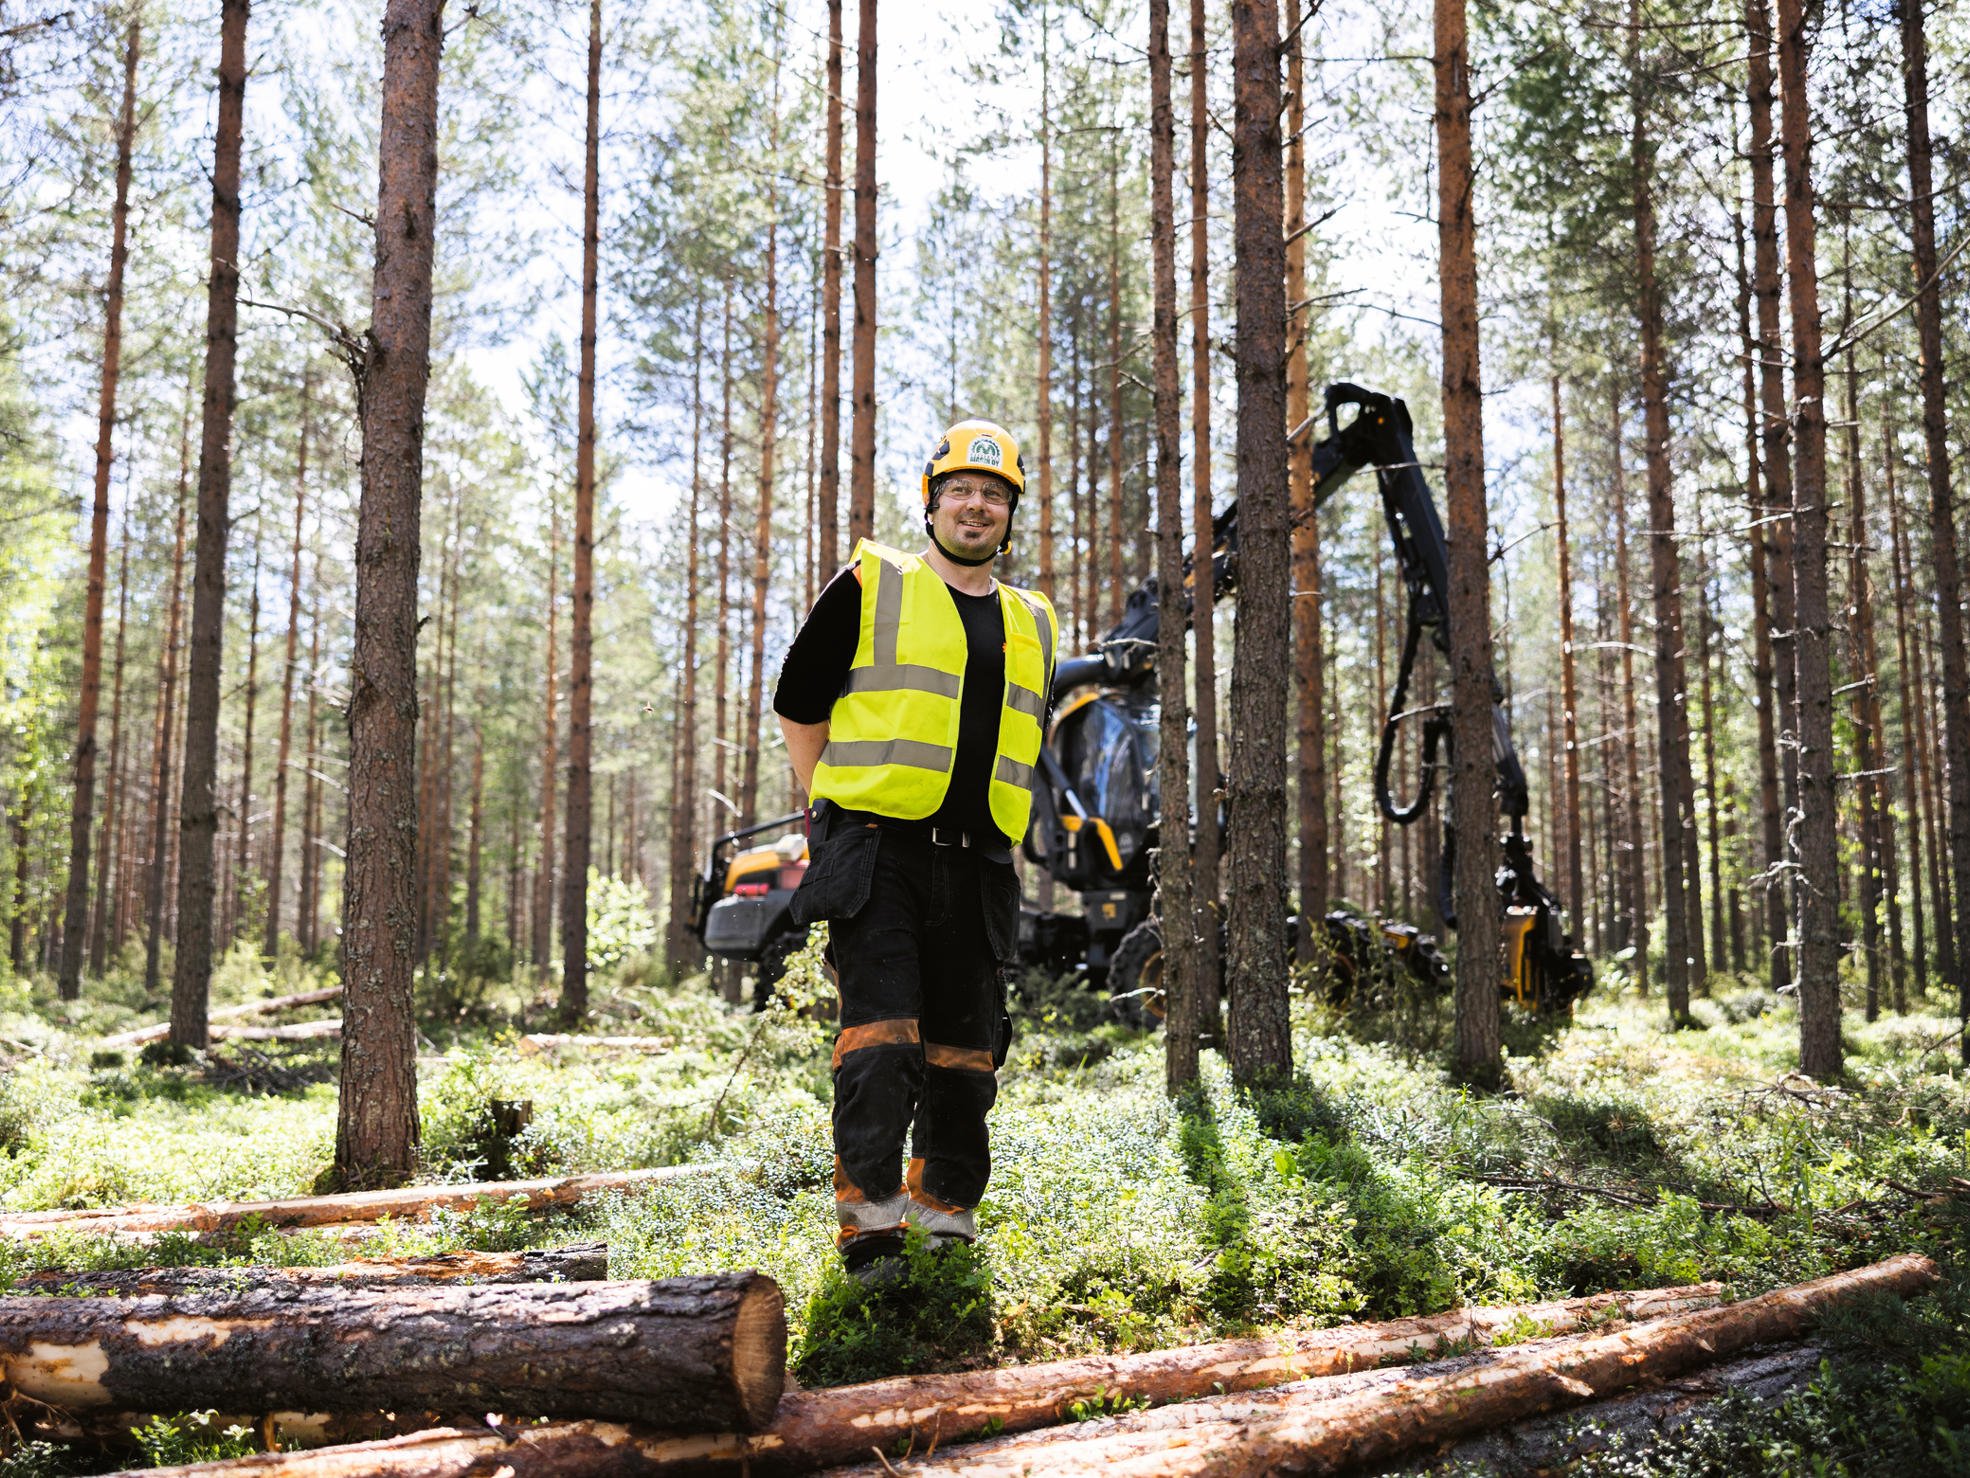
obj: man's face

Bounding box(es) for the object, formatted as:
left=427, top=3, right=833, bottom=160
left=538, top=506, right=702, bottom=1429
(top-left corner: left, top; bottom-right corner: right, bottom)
left=930, top=472, right=1012, bottom=560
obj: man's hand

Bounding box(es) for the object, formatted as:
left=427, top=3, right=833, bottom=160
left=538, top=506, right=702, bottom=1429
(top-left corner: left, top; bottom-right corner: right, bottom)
left=780, top=716, right=829, bottom=800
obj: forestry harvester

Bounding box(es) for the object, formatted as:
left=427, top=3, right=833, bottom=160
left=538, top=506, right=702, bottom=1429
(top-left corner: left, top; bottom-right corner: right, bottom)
left=693, top=383, right=1592, bottom=1017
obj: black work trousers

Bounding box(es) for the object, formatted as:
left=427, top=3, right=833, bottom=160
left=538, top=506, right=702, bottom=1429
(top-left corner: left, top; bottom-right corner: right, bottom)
left=790, top=806, right=1018, bottom=1258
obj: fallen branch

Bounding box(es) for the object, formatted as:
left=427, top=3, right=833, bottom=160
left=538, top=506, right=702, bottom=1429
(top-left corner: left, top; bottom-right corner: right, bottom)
left=206, top=1018, right=341, bottom=1044
left=836, top=1253, right=1935, bottom=1475
left=98, top=989, right=343, bottom=1049
left=517, top=1033, right=676, bottom=1055
left=0, top=1164, right=720, bottom=1241
left=14, top=1242, right=609, bottom=1296
left=0, top=1273, right=785, bottom=1428
left=89, top=1283, right=1723, bottom=1476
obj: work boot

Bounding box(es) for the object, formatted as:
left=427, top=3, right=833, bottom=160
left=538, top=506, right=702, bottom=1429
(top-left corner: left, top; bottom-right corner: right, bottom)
left=842, top=1231, right=908, bottom=1291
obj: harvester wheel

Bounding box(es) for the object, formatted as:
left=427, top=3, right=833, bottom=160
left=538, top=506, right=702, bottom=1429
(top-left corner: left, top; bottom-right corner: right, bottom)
left=1108, top=919, right=1167, bottom=1029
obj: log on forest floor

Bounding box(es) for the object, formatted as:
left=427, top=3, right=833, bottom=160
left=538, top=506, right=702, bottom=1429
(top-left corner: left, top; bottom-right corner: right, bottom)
left=97, top=989, right=344, bottom=1049
left=0, top=1272, right=785, bottom=1429
left=517, top=1033, right=677, bottom=1055
left=205, top=1018, right=341, bottom=1044
left=813, top=1253, right=1935, bottom=1476
left=0, top=1164, right=721, bottom=1241
left=1394, top=1341, right=1822, bottom=1475
left=79, top=1282, right=1727, bottom=1477
left=12, top=1242, right=610, bottom=1297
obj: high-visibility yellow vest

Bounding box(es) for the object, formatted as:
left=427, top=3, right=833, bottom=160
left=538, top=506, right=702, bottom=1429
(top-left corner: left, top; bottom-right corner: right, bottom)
left=811, top=540, right=1058, bottom=841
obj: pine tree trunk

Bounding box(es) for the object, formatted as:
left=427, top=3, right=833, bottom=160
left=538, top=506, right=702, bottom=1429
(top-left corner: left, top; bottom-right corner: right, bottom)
left=1036, top=7, right=1055, bottom=612
left=1552, top=374, right=1585, bottom=930
left=1189, top=0, right=1222, bottom=1028
left=1772, top=0, right=1839, bottom=1079
left=1285, top=0, right=1326, bottom=933
left=1886, top=416, right=1922, bottom=1003
left=533, top=503, right=560, bottom=973
left=1698, top=572, right=1726, bottom=980
left=60, top=9, right=142, bottom=1001
left=1148, top=0, right=1194, bottom=1093
left=1225, top=0, right=1291, bottom=1085
left=266, top=368, right=311, bottom=959
left=715, top=281, right=734, bottom=820
left=666, top=303, right=704, bottom=976
left=91, top=505, right=133, bottom=977
left=847, top=0, right=876, bottom=550
left=1629, top=15, right=1697, bottom=1019
left=1747, top=0, right=1799, bottom=991
left=336, top=0, right=446, bottom=1188
left=232, top=523, right=263, bottom=943
left=1611, top=397, right=1650, bottom=988
left=168, top=0, right=250, bottom=1050
left=1734, top=207, right=1784, bottom=979
left=741, top=53, right=782, bottom=830
left=299, top=582, right=323, bottom=956
left=1106, top=139, right=1125, bottom=635
left=1437, top=0, right=1499, bottom=1080
left=1898, top=0, right=1970, bottom=1051
left=144, top=399, right=192, bottom=992
left=818, top=0, right=843, bottom=579
left=465, top=726, right=483, bottom=943
left=560, top=0, right=602, bottom=1023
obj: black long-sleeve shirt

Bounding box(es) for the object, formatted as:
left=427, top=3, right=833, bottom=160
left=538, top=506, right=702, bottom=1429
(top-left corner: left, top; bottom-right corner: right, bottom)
left=774, top=564, right=1008, bottom=842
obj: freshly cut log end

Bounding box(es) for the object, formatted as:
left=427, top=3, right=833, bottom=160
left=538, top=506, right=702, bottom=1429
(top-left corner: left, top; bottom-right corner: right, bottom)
left=0, top=1271, right=788, bottom=1430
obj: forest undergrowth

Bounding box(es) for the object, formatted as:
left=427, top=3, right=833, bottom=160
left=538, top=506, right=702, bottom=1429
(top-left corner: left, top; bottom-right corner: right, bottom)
left=3, top=944, right=1969, bottom=1474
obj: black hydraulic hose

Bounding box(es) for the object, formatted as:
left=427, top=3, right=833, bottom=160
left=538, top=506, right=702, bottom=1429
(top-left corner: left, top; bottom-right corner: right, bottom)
left=1374, top=596, right=1446, bottom=826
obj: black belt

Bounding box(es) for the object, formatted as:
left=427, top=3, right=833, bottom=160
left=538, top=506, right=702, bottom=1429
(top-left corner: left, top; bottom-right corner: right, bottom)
left=815, top=803, right=1007, bottom=856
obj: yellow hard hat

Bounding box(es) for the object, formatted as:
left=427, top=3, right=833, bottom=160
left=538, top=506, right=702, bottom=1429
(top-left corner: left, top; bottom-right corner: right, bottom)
left=921, top=419, right=1026, bottom=506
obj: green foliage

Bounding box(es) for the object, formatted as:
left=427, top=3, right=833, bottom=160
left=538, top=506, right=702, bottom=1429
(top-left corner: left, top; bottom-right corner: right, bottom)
left=128, top=1411, right=259, bottom=1467
left=585, top=870, right=660, bottom=978
left=793, top=1230, right=996, bottom=1388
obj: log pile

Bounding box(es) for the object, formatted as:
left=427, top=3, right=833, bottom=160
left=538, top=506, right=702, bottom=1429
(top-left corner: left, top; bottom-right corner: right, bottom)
left=0, top=1256, right=1932, bottom=1477
left=0, top=1164, right=719, bottom=1243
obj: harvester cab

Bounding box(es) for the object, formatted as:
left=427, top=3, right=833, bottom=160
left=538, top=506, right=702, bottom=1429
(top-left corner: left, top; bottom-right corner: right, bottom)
left=691, top=811, right=810, bottom=1008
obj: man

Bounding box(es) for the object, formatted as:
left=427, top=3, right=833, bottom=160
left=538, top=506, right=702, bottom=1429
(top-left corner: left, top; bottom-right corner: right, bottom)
left=774, top=419, right=1058, bottom=1283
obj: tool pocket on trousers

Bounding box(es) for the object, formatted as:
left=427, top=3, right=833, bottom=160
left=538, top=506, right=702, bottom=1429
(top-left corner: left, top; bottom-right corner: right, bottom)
left=789, top=824, right=881, bottom=926
left=980, top=864, right=1022, bottom=964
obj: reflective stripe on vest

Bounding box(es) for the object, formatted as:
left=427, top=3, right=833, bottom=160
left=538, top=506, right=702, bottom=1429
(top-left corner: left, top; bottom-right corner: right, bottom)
left=810, top=540, right=1058, bottom=838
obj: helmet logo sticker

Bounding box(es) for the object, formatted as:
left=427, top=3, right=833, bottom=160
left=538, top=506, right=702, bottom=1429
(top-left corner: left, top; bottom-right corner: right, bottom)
left=967, top=435, right=1003, bottom=468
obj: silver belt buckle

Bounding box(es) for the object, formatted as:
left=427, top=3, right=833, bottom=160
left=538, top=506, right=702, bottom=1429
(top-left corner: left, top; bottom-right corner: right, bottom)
left=930, top=826, right=971, bottom=849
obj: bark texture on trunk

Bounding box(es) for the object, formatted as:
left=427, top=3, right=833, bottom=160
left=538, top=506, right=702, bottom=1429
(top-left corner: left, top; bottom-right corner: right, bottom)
left=90, top=505, right=132, bottom=975
left=1611, top=399, right=1649, bottom=982
left=60, top=8, right=142, bottom=1001
left=1035, top=7, right=1055, bottom=609
left=145, top=407, right=192, bottom=996
left=1188, top=0, right=1221, bottom=1029
left=1225, top=0, right=1291, bottom=1085
left=533, top=502, right=560, bottom=973
left=847, top=0, right=876, bottom=551
left=0, top=1275, right=785, bottom=1429
left=818, top=0, right=843, bottom=579
left=1773, top=0, right=1839, bottom=1080
left=336, top=0, right=446, bottom=1188
left=169, top=0, right=251, bottom=1052
left=265, top=369, right=312, bottom=959
left=1898, top=0, right=1970, bottom=1049
left=560, top=0, right=602, bottom=1023
left=1435, top=0, right=1500, bottom=1081
left=1286, top=0, right=1325, bottom=932
left=666, top=304, right=704, bottom=973
left=741, top=54, right=783, bottom=829
left=1148, top=0, right=1194, bottom=1093
left=1629, top=12, right=1699, bottom=1020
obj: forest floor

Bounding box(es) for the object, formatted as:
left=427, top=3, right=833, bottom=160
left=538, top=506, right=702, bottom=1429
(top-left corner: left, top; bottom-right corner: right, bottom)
left=2, top=940, right=1970, bottom=1475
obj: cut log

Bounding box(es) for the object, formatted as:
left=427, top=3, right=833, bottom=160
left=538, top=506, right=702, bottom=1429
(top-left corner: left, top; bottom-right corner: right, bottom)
left=0, top=1164, right=718, bottom=1241
left=24, top=1406, right=456, bottom=1455
left=822, top=1253, right=1935, bottom=1475
left=517, top=1033, right=675, bottom=1055
left=0, top=1273, right=785, bottom=1428
left=14, top=1243, right=610, bottom=1296
left=98, top=988, right=343, bottom=1049
left=1416, top=1342, right=1821, bottom=1474
left=82, top=1284, right=1725, bottom=1477
left=207, top=1018, right=341, bottom=1043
